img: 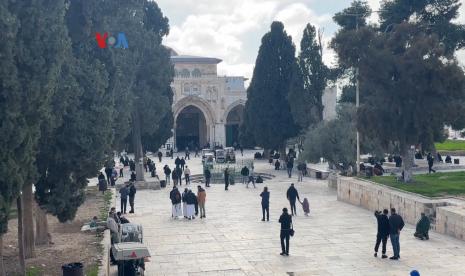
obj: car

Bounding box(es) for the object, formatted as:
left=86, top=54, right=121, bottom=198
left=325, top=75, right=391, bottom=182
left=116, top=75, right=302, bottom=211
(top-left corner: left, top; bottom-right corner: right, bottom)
left=203, top=153, right=215, bottom=168
left=225, top=147, right=236, bottom=163
left=215, top=149, right=226, bottom=163
left=202, top=149, right=214, bottom=162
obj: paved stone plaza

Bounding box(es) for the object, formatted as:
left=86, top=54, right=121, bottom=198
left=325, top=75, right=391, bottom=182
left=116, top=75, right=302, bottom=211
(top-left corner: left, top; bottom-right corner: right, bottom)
left=115, top=151, right=465, bottom=276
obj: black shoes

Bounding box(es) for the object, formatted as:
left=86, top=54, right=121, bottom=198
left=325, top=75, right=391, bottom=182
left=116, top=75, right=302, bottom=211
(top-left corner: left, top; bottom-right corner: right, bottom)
left=374, top=253, right=377, bottom=257
left=280, top=252, right=285, bottom=256
left=389, top=256, right=399, bottom=260
left=262, top=218, right=265, bottom=221
left=382, top=255, right=388, bottom=259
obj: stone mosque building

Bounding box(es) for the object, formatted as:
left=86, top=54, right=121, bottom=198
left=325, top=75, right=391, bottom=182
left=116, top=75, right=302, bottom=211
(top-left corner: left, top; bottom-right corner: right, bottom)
left=166, top=51, right=337, bottom=151
left=167, top=53, right=247, bottom=150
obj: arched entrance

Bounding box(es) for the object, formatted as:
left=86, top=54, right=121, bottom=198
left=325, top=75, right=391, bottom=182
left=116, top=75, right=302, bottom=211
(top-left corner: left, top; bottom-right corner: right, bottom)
left=175, top=105, right=207, bottom=150
left=225, top=104, right=244, bottom=147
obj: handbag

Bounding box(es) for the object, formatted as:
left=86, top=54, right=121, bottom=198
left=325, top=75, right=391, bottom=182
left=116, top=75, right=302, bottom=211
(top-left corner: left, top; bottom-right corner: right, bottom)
left=289, top=223, right=295, bottom=237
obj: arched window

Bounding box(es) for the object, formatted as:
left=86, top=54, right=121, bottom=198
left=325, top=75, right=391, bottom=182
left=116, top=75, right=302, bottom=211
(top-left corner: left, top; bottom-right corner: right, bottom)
left=181, top=69, right=190, bottom=78
left=192, top=68, right=202, bottom=78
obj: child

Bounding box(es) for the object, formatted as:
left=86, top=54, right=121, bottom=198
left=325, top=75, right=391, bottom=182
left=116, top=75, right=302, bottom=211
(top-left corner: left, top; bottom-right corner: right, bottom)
left=301, top=198, right=310, bottom=216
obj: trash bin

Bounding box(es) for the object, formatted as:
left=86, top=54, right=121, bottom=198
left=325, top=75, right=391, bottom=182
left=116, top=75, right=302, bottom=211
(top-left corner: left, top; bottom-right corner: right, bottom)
left=454, top=159, right=460, bottom=164
left=62, top=262, right=83, bottom=276
left=160, top=180, right=166, bottom=188
left=315, top=171, right=322, bottom=179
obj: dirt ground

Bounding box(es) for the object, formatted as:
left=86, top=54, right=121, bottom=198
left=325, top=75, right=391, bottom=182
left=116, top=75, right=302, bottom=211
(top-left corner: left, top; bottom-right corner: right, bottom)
left=3, top=186, right=108, bottom=276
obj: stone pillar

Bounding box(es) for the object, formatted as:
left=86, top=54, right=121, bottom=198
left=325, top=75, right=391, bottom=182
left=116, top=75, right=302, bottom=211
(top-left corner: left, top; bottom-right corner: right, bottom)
left=215, top=123, right=226, bottom=147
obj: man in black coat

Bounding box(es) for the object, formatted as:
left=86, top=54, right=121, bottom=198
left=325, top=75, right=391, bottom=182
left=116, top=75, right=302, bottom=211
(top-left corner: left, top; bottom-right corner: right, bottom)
left=224, top=168, right=230, bottom=190
left=389, top=208, right=405, bottom=260
left=260, top=187, right=270, bottom=221
left=204, top=168, right=211, bottom=187
left=128, top=182, right=137, bottom=213
left=286, top=184, right=300, bottom=216
left=279, top=208, right=292, bottom=256
left=374, top=209, right=390, bottom=258
left=175, top=156, right=181, bottom=168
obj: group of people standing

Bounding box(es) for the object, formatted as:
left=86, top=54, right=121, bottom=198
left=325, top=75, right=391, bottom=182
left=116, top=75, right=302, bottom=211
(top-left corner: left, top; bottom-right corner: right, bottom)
left=169, top=185, right=206, bottom=219
left=373, top=208, right=405, bottom=260
left=163, top=156, right=191, bottom=186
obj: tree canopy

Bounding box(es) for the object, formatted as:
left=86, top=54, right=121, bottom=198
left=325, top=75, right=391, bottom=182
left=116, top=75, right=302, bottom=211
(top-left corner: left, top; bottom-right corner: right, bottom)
left=289, top=24, right=329, bottom=130
left=242, top=21, right=298, bottom=151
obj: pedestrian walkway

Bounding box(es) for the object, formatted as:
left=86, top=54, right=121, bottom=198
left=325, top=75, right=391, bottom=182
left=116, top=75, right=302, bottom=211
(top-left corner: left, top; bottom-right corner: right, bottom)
left=114, top=151, right=465, bottom=275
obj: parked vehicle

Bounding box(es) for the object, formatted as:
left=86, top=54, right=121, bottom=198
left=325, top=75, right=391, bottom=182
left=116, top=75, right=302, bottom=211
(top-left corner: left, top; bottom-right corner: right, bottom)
left=203, top=153, right=215, bottom=168
left=111, top=223, right=149, bottom=276
left=215, top=149, right=226, bottom=163
left=225, top=147, right=236, bottom=163
left=202, top=149, right=214, bottom=162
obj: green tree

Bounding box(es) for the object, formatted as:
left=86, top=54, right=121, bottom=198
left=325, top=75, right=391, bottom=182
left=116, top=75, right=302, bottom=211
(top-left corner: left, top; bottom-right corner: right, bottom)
left=243, top=21, right=298, bottom=154
left=333, top=0, right=371, bottom=31
left=66, top=0, right=173, bottom=181
left=8, top=0, right=71, bottom=267
left=300, top=104, right=384, bottom=172
left=380, top=0, right=465, bottom=56
left=347, top=23, right=465, bottom=182
left=0, top=1, right=20, bottom=272
left=289, top=24, right=329, bottom=130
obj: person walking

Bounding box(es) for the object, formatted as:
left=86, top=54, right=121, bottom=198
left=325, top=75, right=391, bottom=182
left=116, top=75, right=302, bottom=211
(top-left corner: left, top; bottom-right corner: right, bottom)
left=247, top=170, right=256, bottom=188
left=158, top=151, right=163, bottom=163
left=180, top=157, right=186, bottom=171
left=176, top=166, right=183, bottom=186
left=224, top=168, right=230, bottom=190
left=286, top=158, right=294, bottom=178
left=170, top=148, right=173, bottom=159
left=98, top=172, right=107, bottom=194
left=119, top=167, right=124, bottom=178
left=128, top=182, right=137, bottom=213
left=297, top=162, right=305, bottom=182
left=389, top=208, right=405, bottom=260
left=374, top=209, right=390, bottom=259
left=172, top=168, right=178, bottom=186
left=164, top=165, right=171, bottom=186
left=169, top=186, right=182, bottom=219
left=185, top=147, right=190, bottom=160
left=286, top=183, right=300, bottom=216
left=105, top=166, right=113, bottom=185
left=194, top=147, right=199, bottom=157
left=119, top=184, right=129, bottom=214
left=204, top=167, right=211, bottom=187
left=278, top=208, right=292, bottom=256
left=184, top=166, right=191, bottom=185
left=197, top=186, right=206, bottom=218
left=260, top=187, right=270, bottom=221
left=241, top=166, right=249, bottom=184
left=427, top=153, right=436, bottom=173
left=175, top=156, right=181, bottom=168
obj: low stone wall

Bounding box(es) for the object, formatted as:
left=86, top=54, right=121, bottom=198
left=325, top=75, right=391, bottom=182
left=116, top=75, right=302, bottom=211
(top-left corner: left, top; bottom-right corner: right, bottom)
left=436, top=205, right=465, bottom=240
left=337, top=177, right=465, bottom=241
left=98, top=188, right=116, bottom=276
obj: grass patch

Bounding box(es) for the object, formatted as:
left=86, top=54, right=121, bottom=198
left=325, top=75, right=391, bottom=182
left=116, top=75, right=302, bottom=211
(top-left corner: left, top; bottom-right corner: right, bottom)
left=435, top=140, right=465, bottom=151
left=99, top=190, right=113, bottom=221
left=369, top=171, right=465, bottom=197
left=86, top=263, right=99, bottom=276
left=26, top=267, right=43, bottom=276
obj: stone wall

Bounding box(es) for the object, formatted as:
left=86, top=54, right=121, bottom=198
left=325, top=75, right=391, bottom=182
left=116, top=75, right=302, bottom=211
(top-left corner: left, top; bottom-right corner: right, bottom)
left=337, top=177, right=465, bottom=241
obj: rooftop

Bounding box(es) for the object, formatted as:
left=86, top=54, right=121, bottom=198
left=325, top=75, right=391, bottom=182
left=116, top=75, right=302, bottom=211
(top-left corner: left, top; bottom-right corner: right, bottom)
left=171, top=55, right=222, bottom=64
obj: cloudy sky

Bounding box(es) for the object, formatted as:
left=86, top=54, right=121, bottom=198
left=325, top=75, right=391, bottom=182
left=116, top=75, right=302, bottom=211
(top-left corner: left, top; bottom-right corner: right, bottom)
left=157, top=0, right=465, bottom=80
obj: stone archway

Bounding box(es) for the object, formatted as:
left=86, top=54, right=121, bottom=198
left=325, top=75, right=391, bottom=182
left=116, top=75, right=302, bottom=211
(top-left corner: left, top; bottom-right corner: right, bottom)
left=224, top=102, right=245, bottom=147
left=175, top=106, right=207, bottom=150
left=173, top=96, right=216, bottom=150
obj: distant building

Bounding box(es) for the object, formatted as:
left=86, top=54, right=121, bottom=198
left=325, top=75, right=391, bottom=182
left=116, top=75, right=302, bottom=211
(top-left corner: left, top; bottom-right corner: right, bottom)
left=167, top=53, right=247, bottom=150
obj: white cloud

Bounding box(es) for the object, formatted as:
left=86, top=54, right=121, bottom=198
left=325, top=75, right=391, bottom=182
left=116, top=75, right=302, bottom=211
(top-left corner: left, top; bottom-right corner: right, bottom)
left=274, top=3, right=331, bottom=50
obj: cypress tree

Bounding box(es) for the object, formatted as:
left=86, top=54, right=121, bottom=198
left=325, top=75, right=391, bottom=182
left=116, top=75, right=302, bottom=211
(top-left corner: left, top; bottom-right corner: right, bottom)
left=243, top=21, right=298, bottom=154
left=0, top=1, right=20, bottom=272
left=289, top=24, right=329, bottom=130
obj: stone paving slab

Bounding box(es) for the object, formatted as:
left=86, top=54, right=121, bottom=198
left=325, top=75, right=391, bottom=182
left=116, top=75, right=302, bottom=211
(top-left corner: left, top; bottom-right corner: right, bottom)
left=111, top=151, right=465, bottom=276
